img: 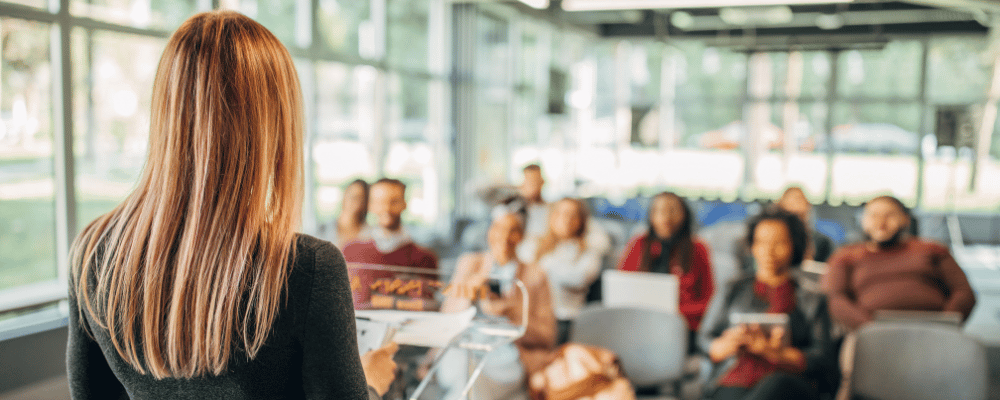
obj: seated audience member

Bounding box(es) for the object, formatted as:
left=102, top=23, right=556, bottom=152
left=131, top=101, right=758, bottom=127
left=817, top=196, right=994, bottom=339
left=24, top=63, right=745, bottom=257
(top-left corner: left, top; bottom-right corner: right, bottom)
left=617, top=192, right=714, bottom=333
left=342, top=178, right=437, bottom=270
left=700, top=209, right=833, bottom=400
left=436, top=206, right=558, bottom=400
left=822, top=195, right=976, bottom=330
left=519, top=197, right=611, bottom=345
left=520, top=164, right=550, bottom=237
left=776, top=187, right=836, bottom=263
left=323, top=178, right=371, bottom=248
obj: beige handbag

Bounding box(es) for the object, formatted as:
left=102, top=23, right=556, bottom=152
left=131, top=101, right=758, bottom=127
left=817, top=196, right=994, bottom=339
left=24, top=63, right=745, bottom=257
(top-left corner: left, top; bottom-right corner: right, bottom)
left=528, top=343, right=636, bottom=400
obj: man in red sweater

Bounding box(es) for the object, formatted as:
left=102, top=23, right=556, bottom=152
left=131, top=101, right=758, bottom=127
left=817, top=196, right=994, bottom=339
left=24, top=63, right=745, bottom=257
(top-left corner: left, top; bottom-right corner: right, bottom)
left=342, top=178, right=438, bottom=271
left=822, top=195, right=976, bottom=330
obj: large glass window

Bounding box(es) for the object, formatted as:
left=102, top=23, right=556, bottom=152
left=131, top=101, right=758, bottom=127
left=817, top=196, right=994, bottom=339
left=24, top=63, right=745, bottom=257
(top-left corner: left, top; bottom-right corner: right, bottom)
left=6, top=0, right=46, bottom=8
left=0, top=0, right=451, bottom=320
left=921, top=37, right=999, bottom=211
left=828, top=101, right=922, bottom=205
left=387, top=0, right=430, bottom=71
left=837, top=42, right=922, bottom=99
left=827, top=41, right=924, bottom=206
left=73, top=31, right=166, bottom=229
left=313, top=62, right=378, bottom=222
left=240, top=0, right=303, bottom=47
left=927, top=37, right=990, bottom=105
left=71, top=0, right=200, bottom=30
left=317, top=0, right=371, bottom=59
left=385, top=74, right=438, bottom=225
left=0, top=19, right=55, bottom=291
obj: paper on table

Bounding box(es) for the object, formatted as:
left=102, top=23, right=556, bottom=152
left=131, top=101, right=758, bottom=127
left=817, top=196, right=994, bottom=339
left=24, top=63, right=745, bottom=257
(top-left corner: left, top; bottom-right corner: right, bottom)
left=356, top=318, right=397, bottom=355
left=354, top=306, right=477, bottom=348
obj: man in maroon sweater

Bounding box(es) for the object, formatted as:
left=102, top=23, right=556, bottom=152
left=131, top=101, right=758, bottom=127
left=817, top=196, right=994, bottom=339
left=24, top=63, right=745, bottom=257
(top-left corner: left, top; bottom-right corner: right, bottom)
left=822, top=195, right=976, bottom=330
left=343, top=178, right=438, bottom=271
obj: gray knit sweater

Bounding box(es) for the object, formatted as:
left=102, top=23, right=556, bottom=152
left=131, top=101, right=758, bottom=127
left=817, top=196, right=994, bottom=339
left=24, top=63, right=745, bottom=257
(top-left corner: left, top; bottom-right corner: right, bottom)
left=67, top=234, right=378, bottom=400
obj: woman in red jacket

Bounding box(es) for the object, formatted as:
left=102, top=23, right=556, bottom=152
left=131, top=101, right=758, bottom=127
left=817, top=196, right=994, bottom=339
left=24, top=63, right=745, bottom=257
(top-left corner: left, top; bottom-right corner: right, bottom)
left=617, top=192, right=714, bottom=334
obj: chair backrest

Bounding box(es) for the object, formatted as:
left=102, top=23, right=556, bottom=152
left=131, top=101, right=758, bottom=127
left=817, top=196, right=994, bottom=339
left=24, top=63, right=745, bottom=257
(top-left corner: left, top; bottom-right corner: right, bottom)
left=570, top=306, right=687, bottom=388
left=851, top=322, right=988, bottom=400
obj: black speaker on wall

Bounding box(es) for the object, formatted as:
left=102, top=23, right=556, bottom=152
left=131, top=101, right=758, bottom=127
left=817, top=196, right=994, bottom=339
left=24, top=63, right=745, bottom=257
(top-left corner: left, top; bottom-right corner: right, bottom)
left=935, top=105, right=976, bottom=149
left=548, top=68, right=567, bottom=115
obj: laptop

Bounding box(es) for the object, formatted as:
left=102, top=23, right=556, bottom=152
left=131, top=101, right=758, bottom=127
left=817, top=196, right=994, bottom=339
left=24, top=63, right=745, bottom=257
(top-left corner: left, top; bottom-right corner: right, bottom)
left=601, top=270, right=680, bottom=314
left=873, top=310, right=963, bottom=326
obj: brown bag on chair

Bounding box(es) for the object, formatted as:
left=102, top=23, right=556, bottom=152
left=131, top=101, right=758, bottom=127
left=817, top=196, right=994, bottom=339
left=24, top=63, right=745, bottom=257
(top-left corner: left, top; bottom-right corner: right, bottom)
left=528, top=343, right=636, bottom=400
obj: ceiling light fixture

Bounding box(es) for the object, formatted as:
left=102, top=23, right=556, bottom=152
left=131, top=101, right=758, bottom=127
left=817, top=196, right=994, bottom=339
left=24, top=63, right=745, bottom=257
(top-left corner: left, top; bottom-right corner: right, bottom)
left=518, top=0, right=550, bottom=9
left=562, top=0, right=852, bottom=11
left=815, top=13, right=845, bottom=29
left=671, top=11, right=695, bottom=30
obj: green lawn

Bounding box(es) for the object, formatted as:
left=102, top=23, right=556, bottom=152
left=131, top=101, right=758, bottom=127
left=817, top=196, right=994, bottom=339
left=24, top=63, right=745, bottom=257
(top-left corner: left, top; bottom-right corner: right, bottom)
left=0, top=199, right=57, bottom=291
left=0, top=198, right=121, bottom=292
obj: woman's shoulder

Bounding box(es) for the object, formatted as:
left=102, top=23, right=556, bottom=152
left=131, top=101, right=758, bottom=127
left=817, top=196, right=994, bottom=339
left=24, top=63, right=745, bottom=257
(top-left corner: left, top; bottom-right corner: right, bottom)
left=724, top=274, right=757, bottom=294
left=289, top=234, right=348, bottom=282
left=294, top=233, right=341, bottom=260
left=909, top=238, right=950, bottom=254
left=828, top=242, right=868, bottom=262
left=691, top=239, right=711, bottom=256
left=624, top=233, right=649, bottom=248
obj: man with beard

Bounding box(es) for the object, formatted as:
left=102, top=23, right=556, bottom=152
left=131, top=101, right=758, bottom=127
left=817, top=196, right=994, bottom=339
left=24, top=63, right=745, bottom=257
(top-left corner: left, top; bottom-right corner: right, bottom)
left=342, top=178, right=438, bottom=271
left=822, top=196, right=976, bottom=330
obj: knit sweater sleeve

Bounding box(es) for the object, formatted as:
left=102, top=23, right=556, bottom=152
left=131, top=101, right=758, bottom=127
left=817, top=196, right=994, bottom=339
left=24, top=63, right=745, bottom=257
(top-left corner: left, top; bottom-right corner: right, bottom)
left=822, top=247, right=872, bottom=330
left=930, top=243, right=977, bottom=320
left=616, top=236, right=644, bottom=272
left=299, top=241, right=371, bottom=400
left=67, top=287, right=128, bottom=400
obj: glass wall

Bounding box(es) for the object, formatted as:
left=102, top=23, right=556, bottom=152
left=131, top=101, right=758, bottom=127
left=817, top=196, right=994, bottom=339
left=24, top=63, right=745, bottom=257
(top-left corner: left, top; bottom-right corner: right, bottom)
left=74, top=31, right=166, bottom=229
left=0, top=18, right=55, bottom=291
left=552, top=35, right=1000, bottom=213
left=0, top=0, right=450, bottom=314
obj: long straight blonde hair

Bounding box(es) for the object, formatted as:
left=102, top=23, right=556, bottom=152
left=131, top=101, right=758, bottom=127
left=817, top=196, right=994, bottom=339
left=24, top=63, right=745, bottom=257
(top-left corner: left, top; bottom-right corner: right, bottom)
left=70, top=11, right=303, bottom=379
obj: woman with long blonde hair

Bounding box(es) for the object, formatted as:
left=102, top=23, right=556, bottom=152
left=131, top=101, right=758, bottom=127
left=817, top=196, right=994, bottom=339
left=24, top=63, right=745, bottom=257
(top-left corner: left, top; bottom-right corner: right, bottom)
left=518, top=197, right=610, bottom=345
left=68, top=11, right=391, bottom=399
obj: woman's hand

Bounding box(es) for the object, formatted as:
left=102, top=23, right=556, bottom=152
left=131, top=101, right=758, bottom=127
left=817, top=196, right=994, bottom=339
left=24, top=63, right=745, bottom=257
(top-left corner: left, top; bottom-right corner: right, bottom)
left=477, top=292, right=512, bottom=317
left=361, top=342, right=399, bottom=396
left=444, top=274, right=513, bottom=318
left=708, top=325, right=750, bottom=362
left=744, top=325, right=771, bottom=356
left=753, top=326, right=807, bottom=372
left=443, top=274, right=489, bottom=301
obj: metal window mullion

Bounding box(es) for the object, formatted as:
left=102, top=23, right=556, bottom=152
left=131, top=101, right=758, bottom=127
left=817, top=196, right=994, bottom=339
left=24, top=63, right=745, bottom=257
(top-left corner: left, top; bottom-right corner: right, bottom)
left=0, top=6, right=170, bottom=38
left=428, top=0, right=451, bottom=236
left=372, top=0, right=388, bottom=177
left=823, top=50, right=841, bottom=204
left=508, top=14, right=520, bottom=180
left=300, top=60, right=318, bottom=234
left=70, top=16, right=170, bottom=37
left=52, top=0, right=76, bottom=287
left=0, top=2, right=58, bottom=22
left=915, top=38, right=930, bottom=208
